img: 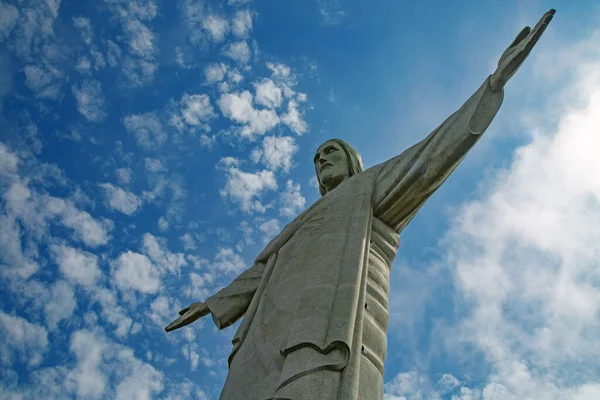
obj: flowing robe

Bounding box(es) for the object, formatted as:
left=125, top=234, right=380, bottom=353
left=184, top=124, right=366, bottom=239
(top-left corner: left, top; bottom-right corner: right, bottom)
left=205, top=77, right=504, bottom=400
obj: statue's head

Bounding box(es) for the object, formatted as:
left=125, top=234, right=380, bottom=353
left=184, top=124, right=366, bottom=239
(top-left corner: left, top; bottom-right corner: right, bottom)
left=314, top=139, right=364, bottom=196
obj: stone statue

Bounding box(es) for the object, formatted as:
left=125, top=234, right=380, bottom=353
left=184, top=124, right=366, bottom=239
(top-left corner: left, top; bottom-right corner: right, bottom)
left=166, top=10, right=555, bottom=400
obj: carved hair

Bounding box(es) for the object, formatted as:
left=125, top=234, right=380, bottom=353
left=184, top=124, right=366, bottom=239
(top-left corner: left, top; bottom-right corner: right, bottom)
left=318, top=138, right=364, bottom=196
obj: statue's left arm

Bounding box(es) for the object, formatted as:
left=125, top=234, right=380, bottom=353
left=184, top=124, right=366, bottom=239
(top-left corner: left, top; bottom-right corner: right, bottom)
left=373, top=9, right=555, bottom=232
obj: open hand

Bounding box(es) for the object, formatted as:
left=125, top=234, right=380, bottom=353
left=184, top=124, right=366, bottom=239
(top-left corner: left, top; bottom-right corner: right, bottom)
left=490, top=9, right=555, bottom=92
left=165, top=302, right=210, bottom=332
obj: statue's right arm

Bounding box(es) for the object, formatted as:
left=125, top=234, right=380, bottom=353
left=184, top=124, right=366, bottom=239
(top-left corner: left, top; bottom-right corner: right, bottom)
left=204, top=260, right=266, bottom=329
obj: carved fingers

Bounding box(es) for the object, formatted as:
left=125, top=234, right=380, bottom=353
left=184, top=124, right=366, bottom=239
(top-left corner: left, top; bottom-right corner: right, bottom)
left=165, top=302, right=209, bottom=332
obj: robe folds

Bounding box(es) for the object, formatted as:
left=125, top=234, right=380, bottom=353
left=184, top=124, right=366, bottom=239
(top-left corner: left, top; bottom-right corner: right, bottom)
left=205, top=77, right=504, bottom=400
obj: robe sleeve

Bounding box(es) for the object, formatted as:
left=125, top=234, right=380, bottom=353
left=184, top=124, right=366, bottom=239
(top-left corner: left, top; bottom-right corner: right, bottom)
left=205, top=261, right=266, bottom=329
left=373, top=76, right=504, bottom=232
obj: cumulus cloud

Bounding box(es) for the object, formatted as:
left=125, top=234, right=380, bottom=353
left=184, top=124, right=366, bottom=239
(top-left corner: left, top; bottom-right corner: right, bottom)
left=72, top=80, right=107, bottom=123
left=254, top=78, right=283, bottom=108
left=281, top=100, right=308, bottom=134
left=0, top=2, right=19, bottom=41
left=44, top=280, right=77, bottom=330
left=112, top=251, right=161, bottom=294
left=72, top=16, right=93, bottom=45
left=141, top=233, right=187, bottom=274
left=218, top=158, right=278, bottom=213
left=50, top=243, right=101, bottom=287
left=251, top=136, right=298, bottom=172
left=183, top=272, right=214, bottom=300
left=144, top=158, right=165, bottom=172
left=218, top=91, right=280, bottom=138
left=212, top=247, right=246, bottom=275
left=203, top=15, right=229, bottom=42
left=115, top=168, right=133, bottom=186
left=107, top=0, right=158, bottom=86
left=180, top=93, right=216, bottom=127
left=24, top=63, right=63, bottom=100
left=258, top=218, right=281, bottom=244
left=223, top=41, right=251, bottom=64
left=99, top=183, right=142, bottom=216
left=0, top=311, right=48, bottom=367
left=167, top=93, right=216, bottom=134
left=64, top=330, right=107, bottom=399
left=232, top=10, right=253, bottom=38
left=280, top=180, right=306, bottom=218
left=146, top=295, right=181, bottom=327
left=204, top=62, right=228, bottom=84
left=123, top=112, right=167, bottom=149
left=0, top=154, right=112, bottom=263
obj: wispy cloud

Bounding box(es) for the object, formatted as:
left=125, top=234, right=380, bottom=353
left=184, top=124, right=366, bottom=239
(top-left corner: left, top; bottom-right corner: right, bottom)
left=72, top=79, right=107, bottom=122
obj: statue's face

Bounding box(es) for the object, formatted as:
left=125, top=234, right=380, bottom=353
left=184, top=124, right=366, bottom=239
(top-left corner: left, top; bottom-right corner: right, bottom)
left=314, top=140, right=350, bottom=190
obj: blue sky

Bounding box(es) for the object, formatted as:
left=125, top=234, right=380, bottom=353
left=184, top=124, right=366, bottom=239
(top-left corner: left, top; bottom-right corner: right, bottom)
left=1, top=0, right=600, bottom=399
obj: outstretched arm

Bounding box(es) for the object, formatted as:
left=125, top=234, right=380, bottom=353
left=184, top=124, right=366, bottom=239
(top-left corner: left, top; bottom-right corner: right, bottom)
left=373, top=9, right=555, bottom=231
left=165, top=260, right=266, bottom=332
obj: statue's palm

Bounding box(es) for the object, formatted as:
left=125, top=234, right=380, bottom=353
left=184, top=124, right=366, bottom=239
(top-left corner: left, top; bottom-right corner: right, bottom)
left=165, top=302, right=210, bottom=332
left=491, top=9, right=555, bottom=92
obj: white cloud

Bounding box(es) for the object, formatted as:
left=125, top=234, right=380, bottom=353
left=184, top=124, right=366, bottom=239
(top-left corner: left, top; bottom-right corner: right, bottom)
left=0, top=2, right=19, bottom=41
left=72, top=16, right=93, bottom=45
left=124, top=19, right=155, bottom=58
left=144, top=158, right=165, bottom=172
left=65, top=330, right=107, bottom=399
left=65, top=329, right=164, bottom=399
left=218, top=91, right=280, bottom=138
left=48, top=197, right=112, bottom=248
left=184, top=272, right=214, bottom=300
left=112, top=251, right=161, bottom=294
left=44, top=280, right=77, bottom=330
left=72, top=80, right=107, bottom=123
left=5, top=0, right=62, bottom=60
left=252, top=136, right=298, bottom=172
left=146, top=295, right=180, bottom=328
left=223, top=41, right=251, bottom=64
left=204, top=62, right=228, bottom=84
left=141, top=233, right=187, bottom=274
left=228, top=0, right=252, bottom=5
left=75, top=56, right=91, bottom=75
left=254, top=78, right=283, bottom=108
left=1, top=162, right=112, bottom=253
left=180, top=93, right=216, bottom=126
left=50, top=243, right=101, bottom=287
left=212, top=247, right=246, bottom=275
left=123, top=112, right=167, bottom=149
left=24, top=63, right=63, bottom=100
left=219, top=160, right=278, bottom=213
left=99, top=183, right=142, bottom=216
left=91, top=288, right=134, bottom=338
left=116, top=167, right=133, bottom=186
left=107, top=1, right=158, bottom=86
left=105, top=40, right=122, bottom=67
left=122, top=56, right=158, bottom=87
left=157, top=216, right=169, bottom=231
left=258, top=218, right=281, bottom=244
left=232, top=10, right=253, bottom=38
left=280, top=180, right=306, bottom=218
left=281, top=100, right=308, bottom=134
left=180, top=233, right=196, bottom=250
left=113, top=354, right=164, bottom=400
left=0, top=311, right=48, bottom=367
left=202, top=15, right=229, bottom=42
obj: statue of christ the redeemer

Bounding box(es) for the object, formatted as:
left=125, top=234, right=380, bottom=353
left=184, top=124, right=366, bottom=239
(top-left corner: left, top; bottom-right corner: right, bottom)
left=166, top=10, right=555, bottom=400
